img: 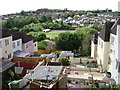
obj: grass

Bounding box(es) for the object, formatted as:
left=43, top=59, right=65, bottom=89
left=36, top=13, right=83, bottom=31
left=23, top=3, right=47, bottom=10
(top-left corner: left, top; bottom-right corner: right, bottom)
left=46, top=30, right=75, bottom=39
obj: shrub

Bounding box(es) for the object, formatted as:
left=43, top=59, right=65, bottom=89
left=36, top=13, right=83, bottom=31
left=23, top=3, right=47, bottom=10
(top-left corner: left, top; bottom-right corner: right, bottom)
left=60, top=58, right=70, bottom=66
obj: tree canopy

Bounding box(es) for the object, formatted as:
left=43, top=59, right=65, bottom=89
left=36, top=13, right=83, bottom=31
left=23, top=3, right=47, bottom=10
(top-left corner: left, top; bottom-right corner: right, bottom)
left=55, top=32, right=82, bottom=51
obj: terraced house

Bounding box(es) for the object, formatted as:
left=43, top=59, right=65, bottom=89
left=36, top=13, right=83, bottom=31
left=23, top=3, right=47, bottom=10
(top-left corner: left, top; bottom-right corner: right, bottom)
left=0, top=29, right=38, bottom=59
left=91, top=18, right=120, bottom=84
left=0, top=29, right=13, bottom=60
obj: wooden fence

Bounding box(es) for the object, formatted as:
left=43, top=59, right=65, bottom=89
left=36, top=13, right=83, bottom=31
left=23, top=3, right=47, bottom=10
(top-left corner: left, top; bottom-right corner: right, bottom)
left=38, top=49, right=62, bottom=54
left=12, top=56, right=46, bottom=63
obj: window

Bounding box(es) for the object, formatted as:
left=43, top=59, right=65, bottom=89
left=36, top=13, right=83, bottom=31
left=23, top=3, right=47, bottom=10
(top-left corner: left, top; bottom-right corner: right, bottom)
left=118, top=62, right=120, bottom=73
left=8, top=53, right=11, bottom=59
left=108, top=57, right=111, bottom=64
left=17, top=41, right=20, bottom=46
left=5, top=39, right=9, bottom=46
left=116, top=60, right=119, bottom=69
left=101, top=41, right=103, bottom=48
left=13, top=42, right=16, bottom=48
left=0, top=41, right=2, bottom=48
left=111, top=37, right=115, bottom=46
left=26, top=44, right=28, bottom=48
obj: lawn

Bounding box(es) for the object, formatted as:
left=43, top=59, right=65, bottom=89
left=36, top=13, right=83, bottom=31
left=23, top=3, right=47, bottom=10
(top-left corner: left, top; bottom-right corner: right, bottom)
left=46, top=30, right=75, bottom=39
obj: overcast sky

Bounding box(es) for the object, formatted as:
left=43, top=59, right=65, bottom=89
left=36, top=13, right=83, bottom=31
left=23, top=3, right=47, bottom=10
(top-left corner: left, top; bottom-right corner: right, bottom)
left=0, top=0, right=120, bottom=15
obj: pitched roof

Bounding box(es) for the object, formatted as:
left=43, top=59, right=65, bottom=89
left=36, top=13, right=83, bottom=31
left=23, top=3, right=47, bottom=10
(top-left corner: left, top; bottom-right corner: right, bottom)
left=111, top=18, right=120, bottom=35
left=16, top=33, right=33, bottom=43
left=99, top=22, right=114, bottom=41
left=0, top=29, right=37, bottom=43
left=0, top=29, right=12, bottom=39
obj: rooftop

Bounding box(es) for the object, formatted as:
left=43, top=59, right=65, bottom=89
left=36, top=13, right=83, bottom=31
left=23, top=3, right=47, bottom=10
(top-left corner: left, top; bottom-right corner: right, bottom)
left=25, top=66, right=64, bottom=81
left=99, top=22, right=114, bottom=41
left=0, top=60, right=15, bottom=72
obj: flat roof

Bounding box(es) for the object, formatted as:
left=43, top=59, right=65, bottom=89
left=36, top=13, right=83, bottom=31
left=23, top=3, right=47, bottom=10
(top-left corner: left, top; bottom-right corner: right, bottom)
left=25, top=66, right=63, bottom=81
left=60, top=51, right=73, bottom=57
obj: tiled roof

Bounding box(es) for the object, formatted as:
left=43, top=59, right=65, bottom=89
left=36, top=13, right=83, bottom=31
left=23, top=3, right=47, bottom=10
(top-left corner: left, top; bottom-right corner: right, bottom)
left=0, top=29, right=12, bottom=39
left=111, top=18, right=120, bottom=35
left=99, top=22, right=114, bottom=41
left=0, top=29, right=37, bottom=43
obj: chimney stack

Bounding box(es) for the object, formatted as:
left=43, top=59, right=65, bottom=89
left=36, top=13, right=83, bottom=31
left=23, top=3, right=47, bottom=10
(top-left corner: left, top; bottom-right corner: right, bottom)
left=118, top=1, right=120, bottom=12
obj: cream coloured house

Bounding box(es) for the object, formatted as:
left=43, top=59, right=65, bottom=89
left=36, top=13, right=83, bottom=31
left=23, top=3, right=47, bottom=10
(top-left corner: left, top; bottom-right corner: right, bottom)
left=0, top=29, right=13, bottom=60
left=96, top=22, right=114, bottom=72
left=108, top=18, right=120, bottom=84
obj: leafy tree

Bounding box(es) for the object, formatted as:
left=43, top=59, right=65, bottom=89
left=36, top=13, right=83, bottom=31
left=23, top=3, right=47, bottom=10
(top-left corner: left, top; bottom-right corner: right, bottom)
left=39, top=15, right=52, bottom=23
left=75, top=27, right=97, bottom=55
left=55, top=32, right=82, bottom=51
left=20, top=23, right=44, bottom=32
left=28, top=32, right=46, bottom=41
left=38, top=40, right=47, bottom=50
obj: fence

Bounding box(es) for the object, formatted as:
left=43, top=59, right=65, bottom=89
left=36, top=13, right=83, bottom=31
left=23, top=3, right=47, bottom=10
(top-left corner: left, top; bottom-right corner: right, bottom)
left=38, top=49, right=62, bottom=54
left=12, top=56, right=46, bottom=63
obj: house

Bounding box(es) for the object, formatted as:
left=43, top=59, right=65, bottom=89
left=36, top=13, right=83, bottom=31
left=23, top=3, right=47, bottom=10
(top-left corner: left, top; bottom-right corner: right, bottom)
left=91, top=32, right=98, bottom=60
left=24, top=66, right=67, bottom=89
left=1, top=29, right=38, bottom=57
left=96, top=22, right=114, bottom=72
left=0, top=29, right=13, bottom=60
left=91, top=18, right=120, bottom=84
left=108, top=18, right=120, bottom=84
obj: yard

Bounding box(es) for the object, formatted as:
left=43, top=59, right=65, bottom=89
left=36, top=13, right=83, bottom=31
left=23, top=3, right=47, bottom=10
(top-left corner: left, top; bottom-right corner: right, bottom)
left=46, top=30, right=75, bottom=39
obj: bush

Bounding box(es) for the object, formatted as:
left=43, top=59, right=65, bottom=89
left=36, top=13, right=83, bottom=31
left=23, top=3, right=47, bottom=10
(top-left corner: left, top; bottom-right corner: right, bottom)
left=34, top=52, right=41, bottom=56
left=38, top=40, right=47, bottom=50
left=60, top=58, right=70, bottom=66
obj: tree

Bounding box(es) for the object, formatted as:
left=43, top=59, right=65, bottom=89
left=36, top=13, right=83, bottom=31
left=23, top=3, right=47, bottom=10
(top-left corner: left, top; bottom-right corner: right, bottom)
left=55, top=32, right=82, bottom=51
left=75, top=27, right=97, bottom=55
left=60, top=58, right=70, bottom=66
left=38, top=40, right=47, bottom=50
left=28, top=32, right=46, bottom=42
left=20, top=23, right=44, bottom=32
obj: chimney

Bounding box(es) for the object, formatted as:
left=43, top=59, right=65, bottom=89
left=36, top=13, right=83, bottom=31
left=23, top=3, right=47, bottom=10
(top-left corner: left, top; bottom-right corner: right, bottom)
left=118, top=1, right=120, bottom=12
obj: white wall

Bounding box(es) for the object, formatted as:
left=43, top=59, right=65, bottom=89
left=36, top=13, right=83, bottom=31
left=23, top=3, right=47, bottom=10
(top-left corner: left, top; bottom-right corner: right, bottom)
left=97, top=37, right=110, bottom=71
left=91, top=41, right=97, bottom=60
left=33, top=41, right=38, bottom=52
left=113, top=24, right=120, bottom=84
left=13, top=39, right=22, bottom=53
left=22, top=40, right=34, bottom=55
left=1, top=36, right=13, bottom=60
left=0, top=39, right=3, bottom=59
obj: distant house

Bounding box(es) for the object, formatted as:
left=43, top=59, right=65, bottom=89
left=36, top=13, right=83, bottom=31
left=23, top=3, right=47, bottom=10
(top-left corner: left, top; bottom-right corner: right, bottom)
left=0, top=29, right=13, bottom=60
left=43, top=29, right=51, bottom=32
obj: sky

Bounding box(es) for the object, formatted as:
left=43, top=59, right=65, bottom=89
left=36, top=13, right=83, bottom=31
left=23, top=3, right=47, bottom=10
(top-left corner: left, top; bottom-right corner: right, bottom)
left=0, top=0, right=120, bottom=15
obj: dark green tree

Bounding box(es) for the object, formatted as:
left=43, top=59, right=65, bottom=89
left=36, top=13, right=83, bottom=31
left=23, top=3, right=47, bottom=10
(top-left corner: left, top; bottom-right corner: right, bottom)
left=55, top=32, right=82, bottom=51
